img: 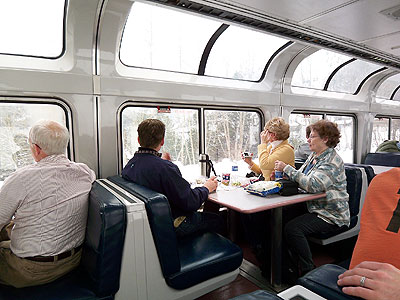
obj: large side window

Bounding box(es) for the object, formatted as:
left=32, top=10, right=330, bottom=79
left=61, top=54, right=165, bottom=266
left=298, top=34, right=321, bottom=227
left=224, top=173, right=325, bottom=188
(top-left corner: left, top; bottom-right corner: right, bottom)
left=120, top=105, right=262, bottom=180
left=289, top=113, right=323, bottom=151
left=204, top=109, right=262, bottom=176
left=289, top=112, right=355, bottom=163
left=326, top=115, right=355, bottom=163
left=121, top=106, right=200, bottom=181
left=370, top=117, right=400, bottom=152
left=0, top=102, right=67, bottom=183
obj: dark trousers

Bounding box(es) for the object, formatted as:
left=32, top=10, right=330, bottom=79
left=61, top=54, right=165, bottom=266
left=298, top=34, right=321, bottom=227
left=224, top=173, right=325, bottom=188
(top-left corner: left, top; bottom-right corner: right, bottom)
left=284, top=212, right=339, bottom=275
left=175, top=211, right=223, bottom=238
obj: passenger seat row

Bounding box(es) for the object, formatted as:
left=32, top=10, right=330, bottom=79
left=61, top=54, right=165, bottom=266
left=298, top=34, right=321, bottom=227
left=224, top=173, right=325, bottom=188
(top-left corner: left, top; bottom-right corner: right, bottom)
left=0, top=177, right=243, bottom=300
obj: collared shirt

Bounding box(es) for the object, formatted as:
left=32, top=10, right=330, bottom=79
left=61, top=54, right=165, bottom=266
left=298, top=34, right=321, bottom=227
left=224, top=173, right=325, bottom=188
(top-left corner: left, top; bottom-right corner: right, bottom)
left=284, top=148, right=350, bottom=227
left=270, top=140, right=283, bottom=152
left=0, top=155, right=96, bottom=257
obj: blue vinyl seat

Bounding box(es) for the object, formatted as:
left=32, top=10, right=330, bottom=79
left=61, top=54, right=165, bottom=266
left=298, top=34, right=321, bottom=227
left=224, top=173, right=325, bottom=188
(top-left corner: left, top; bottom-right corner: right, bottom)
left=298, top=264, right=358, bottom=300
left=108, top=175, right=243, bottom=290
left=0, top=181, right=127, bottom=300
left=364, top=152, right=400, bottom=167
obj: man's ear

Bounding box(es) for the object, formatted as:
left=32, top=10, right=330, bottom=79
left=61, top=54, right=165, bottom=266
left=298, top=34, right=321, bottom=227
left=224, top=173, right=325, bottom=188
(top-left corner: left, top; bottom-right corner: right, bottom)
left=161, top=138, right=164, bottom=147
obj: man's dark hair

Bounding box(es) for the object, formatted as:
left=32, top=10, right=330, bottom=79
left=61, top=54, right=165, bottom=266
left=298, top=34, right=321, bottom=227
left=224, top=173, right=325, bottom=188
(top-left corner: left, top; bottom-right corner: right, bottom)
left=137, top=119, right=165, bottom=149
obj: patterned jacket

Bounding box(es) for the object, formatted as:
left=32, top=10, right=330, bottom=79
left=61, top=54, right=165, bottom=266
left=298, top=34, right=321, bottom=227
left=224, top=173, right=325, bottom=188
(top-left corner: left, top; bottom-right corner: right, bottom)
left=283, top=147, right=350, bottom=227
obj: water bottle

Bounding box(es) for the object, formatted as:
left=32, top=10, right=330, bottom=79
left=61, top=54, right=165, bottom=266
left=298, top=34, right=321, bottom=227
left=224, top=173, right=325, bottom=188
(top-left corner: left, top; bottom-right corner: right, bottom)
left=231, top=165, right=239, bottom=186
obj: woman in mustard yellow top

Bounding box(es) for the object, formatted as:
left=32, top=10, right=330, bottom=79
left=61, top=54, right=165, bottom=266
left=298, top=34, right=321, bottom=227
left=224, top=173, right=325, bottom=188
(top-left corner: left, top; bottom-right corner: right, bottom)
left=244, top=117, right=295, bottom=180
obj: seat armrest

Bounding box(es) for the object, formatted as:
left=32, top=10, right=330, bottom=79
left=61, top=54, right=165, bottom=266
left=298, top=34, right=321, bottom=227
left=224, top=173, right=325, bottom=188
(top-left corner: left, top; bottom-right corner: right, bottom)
left=297, top=264, right=360, bottom=300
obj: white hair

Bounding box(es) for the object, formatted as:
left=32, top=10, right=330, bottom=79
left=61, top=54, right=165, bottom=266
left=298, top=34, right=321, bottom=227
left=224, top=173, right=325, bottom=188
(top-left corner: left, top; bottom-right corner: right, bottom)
left=29, top=120, right=70, bottom=155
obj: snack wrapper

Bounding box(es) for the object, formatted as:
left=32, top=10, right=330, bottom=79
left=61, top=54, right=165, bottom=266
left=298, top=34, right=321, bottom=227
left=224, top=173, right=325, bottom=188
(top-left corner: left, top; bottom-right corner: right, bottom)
left=244, top=181, right=282, bottom=197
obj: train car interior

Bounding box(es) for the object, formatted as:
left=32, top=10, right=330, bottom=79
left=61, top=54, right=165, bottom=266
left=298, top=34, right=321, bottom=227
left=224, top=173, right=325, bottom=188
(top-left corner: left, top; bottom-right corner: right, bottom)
left=0, top=0, right=400, bottom=299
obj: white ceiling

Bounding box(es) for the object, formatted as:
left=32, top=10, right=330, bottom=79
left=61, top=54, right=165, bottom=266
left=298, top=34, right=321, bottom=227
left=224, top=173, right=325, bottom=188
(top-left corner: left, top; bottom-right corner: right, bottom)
left=219, top=0, right=400, bottom=59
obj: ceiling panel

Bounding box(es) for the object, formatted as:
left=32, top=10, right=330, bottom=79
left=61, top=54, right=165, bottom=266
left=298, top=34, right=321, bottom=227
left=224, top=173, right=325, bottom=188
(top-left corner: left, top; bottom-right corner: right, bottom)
left=305, top=0, right=400, bottom=42
left=363, top=31, right=400, bottom=57
left=228, top=0, right=351, bottom=22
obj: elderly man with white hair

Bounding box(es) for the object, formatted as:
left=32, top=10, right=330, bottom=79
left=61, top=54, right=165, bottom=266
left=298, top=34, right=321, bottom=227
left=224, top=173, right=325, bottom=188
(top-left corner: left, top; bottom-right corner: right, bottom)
left=0, top=120, right=96, bottom=288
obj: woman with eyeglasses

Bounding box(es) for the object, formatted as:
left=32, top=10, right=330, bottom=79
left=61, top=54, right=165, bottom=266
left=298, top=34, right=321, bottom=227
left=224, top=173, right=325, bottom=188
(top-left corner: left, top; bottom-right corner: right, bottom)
left=243, top=117, right=295, bottom=180
left=275, top=119, right=350, bottom=277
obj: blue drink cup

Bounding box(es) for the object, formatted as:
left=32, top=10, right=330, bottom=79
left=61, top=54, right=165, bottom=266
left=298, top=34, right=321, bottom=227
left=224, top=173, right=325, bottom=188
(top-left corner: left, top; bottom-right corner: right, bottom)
left=275, top=171, right=283, bottom=180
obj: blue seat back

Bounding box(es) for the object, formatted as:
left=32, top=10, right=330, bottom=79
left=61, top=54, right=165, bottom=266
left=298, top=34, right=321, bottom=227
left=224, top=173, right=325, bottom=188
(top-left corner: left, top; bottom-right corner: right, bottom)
left=344, top=163, right=375, bottom=185
left=81, top=181, right=127, bottom=297
left=364, top=152, right=400, bottom=167
left=107, top=175, right=181, bottom=277
left=344, top=166, right=362, bottom=224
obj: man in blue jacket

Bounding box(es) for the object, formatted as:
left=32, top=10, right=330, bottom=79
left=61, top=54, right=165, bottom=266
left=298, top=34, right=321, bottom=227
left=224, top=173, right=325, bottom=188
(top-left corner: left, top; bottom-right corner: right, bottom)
left=122, top=119, right=221, bottom=238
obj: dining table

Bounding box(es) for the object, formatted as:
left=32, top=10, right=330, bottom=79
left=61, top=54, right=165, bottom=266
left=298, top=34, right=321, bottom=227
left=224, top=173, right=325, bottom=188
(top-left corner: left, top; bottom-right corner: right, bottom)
left=208, top=184, right=326, bottom=287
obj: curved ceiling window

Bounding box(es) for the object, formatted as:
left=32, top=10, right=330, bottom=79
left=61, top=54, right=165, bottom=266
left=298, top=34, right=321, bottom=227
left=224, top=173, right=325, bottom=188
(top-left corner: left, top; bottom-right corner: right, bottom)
left=120, top=2, right=221, bottom=74
left=376, top=73, right=400, bottom=100
left=327, top=60, right=383, bottom=94
left=292, top=49, right=350, bottom=90
left=0, top=0, right=65, bottom=57
left=204, top=27, right=289, bottom=81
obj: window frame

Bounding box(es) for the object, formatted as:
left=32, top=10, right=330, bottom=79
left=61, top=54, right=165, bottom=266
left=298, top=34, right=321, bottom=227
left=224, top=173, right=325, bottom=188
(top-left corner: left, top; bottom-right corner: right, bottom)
left=117, top=101, right=264, bottom=173
left=0, top=0, right=67, bottom=59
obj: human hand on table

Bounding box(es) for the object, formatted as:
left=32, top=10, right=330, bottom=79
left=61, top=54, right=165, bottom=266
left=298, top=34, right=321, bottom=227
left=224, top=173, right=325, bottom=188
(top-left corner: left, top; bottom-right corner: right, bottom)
left=337, top=261, right=400, bottom=300
left=204, top=176, right=218, bottom=193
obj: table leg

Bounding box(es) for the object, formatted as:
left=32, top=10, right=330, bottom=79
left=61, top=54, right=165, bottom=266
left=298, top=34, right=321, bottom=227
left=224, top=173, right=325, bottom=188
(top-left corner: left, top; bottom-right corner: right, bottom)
left=228, top=209, right=238, bottom=242
left=270, top=207, right=282, bottom=287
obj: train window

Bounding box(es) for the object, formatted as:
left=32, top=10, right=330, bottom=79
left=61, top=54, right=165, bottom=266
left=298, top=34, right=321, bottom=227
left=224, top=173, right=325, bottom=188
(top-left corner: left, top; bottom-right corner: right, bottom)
left=121, top=106, right=200, bottom=180
left=0, top=102, right=66, bottom=183
left=204, top=26, right=289, bottom=81
left=327, top=60, right=382, bottom=94
left=371, top=117, right=389, bottom=152
left=391, top=119, right=400, bottom=141
left=289, top=113, right=323, bottom=151
left=120, top=2, right=221, bottom=74
left=289, top=113, right=355, bottom=163
left=292, top=49, right=350, bottom=90
left=204, top=109, right=262, bottom=176
left=376, top=73, right=400, bottom=100
left=326, top=115, right=355, bottom=163
left=0, top=0, right=65, bottom=58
